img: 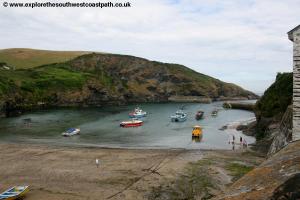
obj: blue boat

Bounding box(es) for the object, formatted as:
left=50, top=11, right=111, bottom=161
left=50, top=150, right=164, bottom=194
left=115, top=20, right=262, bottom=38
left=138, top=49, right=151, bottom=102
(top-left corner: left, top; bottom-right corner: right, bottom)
left=171, top=110, right=187, bottom=122
left=62, top=128, right=80, bottom=137
left=0, top=186, right=29, bottom=200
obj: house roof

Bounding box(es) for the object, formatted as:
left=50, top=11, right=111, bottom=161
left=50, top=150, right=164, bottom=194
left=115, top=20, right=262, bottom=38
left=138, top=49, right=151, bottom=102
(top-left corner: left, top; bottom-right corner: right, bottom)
left=288, top=25, right=300, bottom=41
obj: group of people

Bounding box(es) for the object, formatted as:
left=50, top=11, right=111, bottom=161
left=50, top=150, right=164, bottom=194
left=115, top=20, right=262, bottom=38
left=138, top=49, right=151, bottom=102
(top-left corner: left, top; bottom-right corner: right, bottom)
left=229, top=135, right=248, bottom=150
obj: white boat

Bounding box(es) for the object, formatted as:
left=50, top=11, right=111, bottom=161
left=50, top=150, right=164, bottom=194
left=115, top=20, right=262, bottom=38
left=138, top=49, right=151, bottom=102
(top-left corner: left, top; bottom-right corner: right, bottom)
left=62, top=128, right=80, bottom=136
left=0, top=186, right=29, bottom=200
left=171, top=110, right=187, bottom=122
left=129, top=107, right=147, bottom=118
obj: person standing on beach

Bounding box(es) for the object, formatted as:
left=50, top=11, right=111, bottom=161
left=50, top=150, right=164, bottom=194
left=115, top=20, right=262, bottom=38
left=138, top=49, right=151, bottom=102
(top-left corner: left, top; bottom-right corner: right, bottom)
left=232, top=135, right=235, bottom=144
left=96, top=159, right=99, bottom=168
left=240, top=136, right=243, bottom=144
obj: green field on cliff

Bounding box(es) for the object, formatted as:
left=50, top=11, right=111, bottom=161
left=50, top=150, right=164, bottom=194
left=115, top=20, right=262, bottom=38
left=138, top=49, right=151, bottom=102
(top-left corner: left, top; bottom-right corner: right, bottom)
left=0, top=48, right=92, bottom=69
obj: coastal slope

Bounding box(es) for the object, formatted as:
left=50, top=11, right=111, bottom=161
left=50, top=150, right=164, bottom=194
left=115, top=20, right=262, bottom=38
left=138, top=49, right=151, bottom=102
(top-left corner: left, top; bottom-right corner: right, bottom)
left=0, top=49, right=257, bottom=116
left=0, top=48, right=91, bottom=69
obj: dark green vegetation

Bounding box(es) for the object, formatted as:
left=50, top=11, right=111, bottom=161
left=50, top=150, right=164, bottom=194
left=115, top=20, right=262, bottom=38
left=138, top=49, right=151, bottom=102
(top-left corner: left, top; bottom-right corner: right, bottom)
left=255, top=73, right=293, bottom=118
left=254, top=72, right=293, bottom=140
left=0, top=50, right=257, bottom=116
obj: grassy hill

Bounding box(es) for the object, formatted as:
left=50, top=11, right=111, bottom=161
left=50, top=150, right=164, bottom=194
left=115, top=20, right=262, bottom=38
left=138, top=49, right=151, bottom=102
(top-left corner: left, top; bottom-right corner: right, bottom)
left=0, top=48, right=92, bottom=69
left=0, top=49, right=258, bottom=116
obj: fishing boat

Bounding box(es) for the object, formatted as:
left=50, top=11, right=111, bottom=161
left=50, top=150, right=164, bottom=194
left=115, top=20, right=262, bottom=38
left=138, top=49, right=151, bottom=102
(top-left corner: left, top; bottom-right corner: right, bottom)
left=120, top=119, right=143, bottom=127
left=171, top=110, right=187, bottom=122
left=129, top=107, right=147, bottom=118
left=0, top=186, right=29, bottom=200
left=192, top=125, right=202, bottom=137
left=195, top=110, right=204, bottom=120
left=211, top=109, right=218, bottom=117
left=62, top=128, right=80, bottom=136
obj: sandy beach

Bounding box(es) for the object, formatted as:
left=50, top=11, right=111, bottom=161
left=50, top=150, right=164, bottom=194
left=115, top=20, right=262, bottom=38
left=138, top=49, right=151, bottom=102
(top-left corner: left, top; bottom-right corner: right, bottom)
left=0, top=143, right=264, bottom=200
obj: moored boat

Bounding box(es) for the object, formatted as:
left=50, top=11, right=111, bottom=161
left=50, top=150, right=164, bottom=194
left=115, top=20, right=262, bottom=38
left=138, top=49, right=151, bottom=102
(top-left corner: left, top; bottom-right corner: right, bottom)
left=62, top=128, right=80, bottom=136
left=171, top=110, right=187, bottom=122
left=120, top=119, right=143, bottom=127
left=192, top=125, right=202, bottom=137
left=195, top=110, right=204, bottom=120
left=0, top=186, right=29, bottom=200
left=129, top=107, right=147, bottom=118
left=211, top=109, right=218, bottom=117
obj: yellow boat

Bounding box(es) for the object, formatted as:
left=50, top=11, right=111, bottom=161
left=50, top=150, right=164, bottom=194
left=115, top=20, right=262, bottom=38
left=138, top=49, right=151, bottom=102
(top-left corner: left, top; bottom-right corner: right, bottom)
left=192, top=125, right=202, bottom=137
left=0, top=186, right=29, bottom=200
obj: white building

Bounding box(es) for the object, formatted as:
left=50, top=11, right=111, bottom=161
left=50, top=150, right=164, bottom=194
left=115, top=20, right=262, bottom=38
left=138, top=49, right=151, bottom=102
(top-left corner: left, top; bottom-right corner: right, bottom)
left=288, top=25, right=300, bottom=141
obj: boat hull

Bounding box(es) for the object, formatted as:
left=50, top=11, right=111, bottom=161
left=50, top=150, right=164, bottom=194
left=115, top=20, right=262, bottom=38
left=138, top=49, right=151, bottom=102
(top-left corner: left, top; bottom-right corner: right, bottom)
left=62, top=129, right=80, bottom=137
left=129, top=113, right=146, bottom=118
left=171, top=116, right=187, bottom=122
left=195, top=112, right=204, bottom=120
left=0, top=186, right=29, bottom=200
left=120, top=121, right=143, bottom=127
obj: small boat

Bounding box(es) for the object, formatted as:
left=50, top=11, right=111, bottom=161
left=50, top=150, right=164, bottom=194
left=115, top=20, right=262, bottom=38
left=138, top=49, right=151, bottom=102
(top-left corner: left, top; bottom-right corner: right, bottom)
left=129, top=107, right=147, bottom=118
left=195, top=110, right=204, bottom=120
left=0, top=186, right=29, bottom=200
left=211, top=109, right=218, bottom=117
left=62, top=128, right=80, bottom=136
left=192, top=125, right=203, bottom=137
left=171, top=110, right=187, bottom=122
left=120, top=119, right=143, bottom=127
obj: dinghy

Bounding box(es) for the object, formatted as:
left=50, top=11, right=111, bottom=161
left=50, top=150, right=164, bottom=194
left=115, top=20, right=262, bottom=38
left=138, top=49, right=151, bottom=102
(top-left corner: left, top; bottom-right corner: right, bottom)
left=62, top=128, right=80, bottom=136
left=0, top=186, right=29, bottom=200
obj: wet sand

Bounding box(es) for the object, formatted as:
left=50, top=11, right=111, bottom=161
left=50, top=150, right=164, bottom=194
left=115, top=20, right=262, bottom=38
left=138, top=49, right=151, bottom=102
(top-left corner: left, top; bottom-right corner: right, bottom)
left=0, top=143, right=264, bottom=200
left=0, top=143, right=203, bottom=200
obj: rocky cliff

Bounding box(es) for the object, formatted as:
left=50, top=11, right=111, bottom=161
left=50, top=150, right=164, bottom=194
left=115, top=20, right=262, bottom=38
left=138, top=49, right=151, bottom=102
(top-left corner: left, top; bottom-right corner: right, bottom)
left=0, top=53, right=257, bottom=116
left=217, top=140, right=300, bottom=200
left=267, top=105, right=293, bottom=156
left=251, top=73, right=292, bottom=153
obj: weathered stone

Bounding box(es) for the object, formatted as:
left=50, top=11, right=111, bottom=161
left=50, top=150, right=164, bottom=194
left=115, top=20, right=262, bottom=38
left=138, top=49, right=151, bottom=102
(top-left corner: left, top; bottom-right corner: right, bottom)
left=288, top=25, right=300, bottom=141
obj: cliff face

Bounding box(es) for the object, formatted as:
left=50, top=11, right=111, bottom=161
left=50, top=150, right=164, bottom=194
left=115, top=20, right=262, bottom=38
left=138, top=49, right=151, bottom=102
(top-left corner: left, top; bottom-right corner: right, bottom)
left=0, top=53, right=257, bottom=116
left=267, top=105, right=293, bottom=156
left=254, top=73, right=292, bottom=139
left=217, top=141, right=300, bottom=200
left=69, top=54, right=257, bottom=101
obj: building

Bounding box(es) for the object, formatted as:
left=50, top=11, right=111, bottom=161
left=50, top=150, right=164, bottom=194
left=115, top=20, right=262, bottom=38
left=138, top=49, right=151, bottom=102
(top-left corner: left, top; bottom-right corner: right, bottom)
left=288, top=25, right=300, bottom=141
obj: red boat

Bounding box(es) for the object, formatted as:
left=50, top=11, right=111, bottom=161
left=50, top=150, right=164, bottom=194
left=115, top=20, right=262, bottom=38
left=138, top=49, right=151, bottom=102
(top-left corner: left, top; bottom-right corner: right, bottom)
left=195, top=110, right=204, bottom=120
left=120, top=119, right=143, bottom=127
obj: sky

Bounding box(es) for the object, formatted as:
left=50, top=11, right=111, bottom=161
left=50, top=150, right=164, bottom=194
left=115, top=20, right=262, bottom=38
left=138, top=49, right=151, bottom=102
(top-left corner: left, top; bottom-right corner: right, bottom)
left=1, top=0, right=300, bottom=93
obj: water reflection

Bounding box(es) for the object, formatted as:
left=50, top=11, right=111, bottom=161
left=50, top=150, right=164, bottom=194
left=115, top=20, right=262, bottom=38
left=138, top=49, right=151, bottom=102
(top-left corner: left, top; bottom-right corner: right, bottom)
left=192, top=135, right=203, bottom=143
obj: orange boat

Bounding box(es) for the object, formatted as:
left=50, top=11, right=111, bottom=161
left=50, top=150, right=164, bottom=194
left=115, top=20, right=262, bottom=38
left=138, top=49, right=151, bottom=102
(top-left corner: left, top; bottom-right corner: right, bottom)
left=192, top=125, right=203, bottom=137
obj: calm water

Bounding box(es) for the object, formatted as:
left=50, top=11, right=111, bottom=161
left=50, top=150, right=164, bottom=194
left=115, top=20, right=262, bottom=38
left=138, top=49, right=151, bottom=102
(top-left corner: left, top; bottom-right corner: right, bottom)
left=0, top=102, right=256, bottom=149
